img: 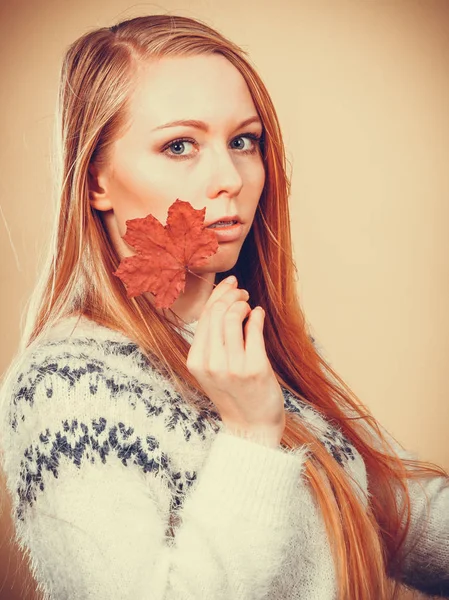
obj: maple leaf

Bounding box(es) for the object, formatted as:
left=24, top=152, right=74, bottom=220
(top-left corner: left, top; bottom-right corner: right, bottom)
left=113, top=199, right=219, bottom=309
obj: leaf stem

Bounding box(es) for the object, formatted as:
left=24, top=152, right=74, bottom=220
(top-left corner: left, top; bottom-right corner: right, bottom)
left=186, top=267, right=218, bottom=288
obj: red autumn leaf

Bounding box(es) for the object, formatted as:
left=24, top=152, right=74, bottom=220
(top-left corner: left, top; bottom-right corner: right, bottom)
left=113, top=199, right=219, bottom=309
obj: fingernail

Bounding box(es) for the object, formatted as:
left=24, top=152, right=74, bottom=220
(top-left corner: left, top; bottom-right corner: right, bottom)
left=225, top=275, right=236, bottom=284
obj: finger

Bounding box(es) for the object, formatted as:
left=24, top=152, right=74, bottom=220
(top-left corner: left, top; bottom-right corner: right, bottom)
left=195, top=281, right=247, bottom=352
left=195, top=278, right=237, bottom=338
left=205, top=275, right=238, bottom=308
left=206, top=285, right=246, bottom=349
left=207, top=297, right=232, bottom=376
left=205, top=287, right=248, bottom=371
left=226, top=301, right=252, bottom=375
left=244, top=307, right=267, bottom=364
left=191, top=279, right=237, bottom=354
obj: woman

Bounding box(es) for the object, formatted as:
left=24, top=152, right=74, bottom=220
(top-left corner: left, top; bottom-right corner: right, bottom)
left=0, top=14, right=448, bottom=600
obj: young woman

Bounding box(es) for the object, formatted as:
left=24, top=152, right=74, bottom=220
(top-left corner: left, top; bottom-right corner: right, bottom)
left=0, top=14, right=448, bottom=600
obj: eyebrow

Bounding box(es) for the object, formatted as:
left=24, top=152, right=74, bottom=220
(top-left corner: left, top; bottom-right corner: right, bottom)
left=151, top=116, right=262, bottom=133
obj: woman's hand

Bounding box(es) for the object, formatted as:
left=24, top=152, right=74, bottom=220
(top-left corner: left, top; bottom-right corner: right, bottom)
left=186, top=276, right=286, bottom=447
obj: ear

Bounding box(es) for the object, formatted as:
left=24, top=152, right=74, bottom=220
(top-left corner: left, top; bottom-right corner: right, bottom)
left=88, top=163, right=113, bottom=211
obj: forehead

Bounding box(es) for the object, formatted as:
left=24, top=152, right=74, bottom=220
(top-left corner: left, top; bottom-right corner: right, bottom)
left=128, top=54, right=257, bottom=129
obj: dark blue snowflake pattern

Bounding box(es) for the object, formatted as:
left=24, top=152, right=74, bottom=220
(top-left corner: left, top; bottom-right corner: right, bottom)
left=10, top=339, right=223, bottom=521
left=282, top=389, right=356, bottom=467
left=17, top=416, right=197, bottom=522
left=11, top=339, right=222, bottom=442
left=10, top=337, right=357, bottom=523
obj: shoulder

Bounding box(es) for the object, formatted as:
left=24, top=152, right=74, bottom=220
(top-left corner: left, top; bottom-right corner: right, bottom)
left=1, top=315, right=168, bottom=404
left=26, top=314, right=149, bottom=371
left=0, top=316, right=204, bottom=524
left=0, top=315, right=178, bottom=461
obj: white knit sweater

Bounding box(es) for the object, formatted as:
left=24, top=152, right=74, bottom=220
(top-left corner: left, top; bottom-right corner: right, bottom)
left=0, top=315, right=448, bottom=599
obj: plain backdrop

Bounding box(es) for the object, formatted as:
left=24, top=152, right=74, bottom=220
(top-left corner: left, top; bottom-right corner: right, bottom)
left=0, top=0, right=448, bottom=598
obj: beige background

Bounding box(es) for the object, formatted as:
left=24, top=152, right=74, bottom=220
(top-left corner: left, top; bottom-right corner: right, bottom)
left=0, top=0, right=448, bottom=598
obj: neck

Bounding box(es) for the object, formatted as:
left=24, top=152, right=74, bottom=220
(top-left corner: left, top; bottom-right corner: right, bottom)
left=146, top=270, right=216, bottom=327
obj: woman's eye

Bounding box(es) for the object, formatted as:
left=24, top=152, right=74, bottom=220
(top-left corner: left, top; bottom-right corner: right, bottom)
left=162, top=134, right=261, bottom=160
left=165, top=139, right=195, bottom=157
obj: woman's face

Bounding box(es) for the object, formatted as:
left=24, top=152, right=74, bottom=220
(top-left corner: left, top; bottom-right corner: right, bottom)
left=89, top=53, right=266, bottom=279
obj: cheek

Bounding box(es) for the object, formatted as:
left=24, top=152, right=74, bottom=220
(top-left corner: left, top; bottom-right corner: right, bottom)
left=247, top=161, right=266, bottom=204
left=247, top=158, right=266, bottom=189
left=109, top=166, right=181, bottom=231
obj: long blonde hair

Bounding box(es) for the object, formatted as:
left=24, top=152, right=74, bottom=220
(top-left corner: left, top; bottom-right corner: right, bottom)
left=5, top=14, right=448, bottom=599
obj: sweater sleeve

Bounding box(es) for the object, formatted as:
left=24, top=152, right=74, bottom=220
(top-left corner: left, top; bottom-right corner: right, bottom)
left=310, top=334, right=449, bottom=597
left=370, top=422, right=449, bottom=597
left=0, top=361, right=310, bottom=600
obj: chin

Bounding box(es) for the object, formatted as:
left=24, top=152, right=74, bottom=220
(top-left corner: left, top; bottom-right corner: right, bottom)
left=204, top=245, right=241, bottom=272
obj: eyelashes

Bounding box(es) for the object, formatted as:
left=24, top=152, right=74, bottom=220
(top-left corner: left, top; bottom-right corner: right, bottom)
left=161, top=132, right=263, bottom=161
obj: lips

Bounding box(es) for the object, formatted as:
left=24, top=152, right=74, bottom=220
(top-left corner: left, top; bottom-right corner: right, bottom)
left=205, top=215, right=242, bottom=228
left=204, top=222, right=243, bottom=242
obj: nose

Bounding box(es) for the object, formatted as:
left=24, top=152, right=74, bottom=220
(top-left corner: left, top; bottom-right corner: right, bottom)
left=205, top=146, right=244, bottom=200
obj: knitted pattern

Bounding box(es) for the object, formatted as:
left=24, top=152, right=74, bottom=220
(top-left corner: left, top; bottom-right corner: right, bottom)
left=0, top=316, right=447, bottom=599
